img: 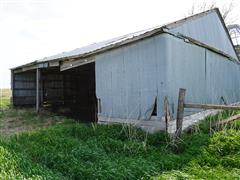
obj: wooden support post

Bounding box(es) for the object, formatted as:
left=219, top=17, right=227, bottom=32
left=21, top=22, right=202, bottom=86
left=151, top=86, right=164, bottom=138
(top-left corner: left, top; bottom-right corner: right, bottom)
left=164, top=96, right=171, bottom=132
left=11, top=70, right=14, bottom=108
left=36, top=68, right=40, bottom=112
left=175, top=88, right=186, bottom=139
left=40, top=72, right=43, bottom=107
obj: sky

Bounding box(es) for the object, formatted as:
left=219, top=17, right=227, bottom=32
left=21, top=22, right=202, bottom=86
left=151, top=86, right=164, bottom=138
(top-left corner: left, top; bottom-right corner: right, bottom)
left=0, top=0, right=239, bottom=88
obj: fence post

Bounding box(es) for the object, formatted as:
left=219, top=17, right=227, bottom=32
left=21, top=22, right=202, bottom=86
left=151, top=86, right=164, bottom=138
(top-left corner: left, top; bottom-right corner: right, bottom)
left=175, top=88, right=186, bottom=139
left=164, top=96, right=171, bottom=132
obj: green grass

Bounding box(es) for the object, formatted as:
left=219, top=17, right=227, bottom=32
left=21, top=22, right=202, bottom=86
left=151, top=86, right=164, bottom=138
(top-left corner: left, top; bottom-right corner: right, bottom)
left=0, top=93, right=239, bottom=179
left=0, top=113, right=239, bottom=179
left=0, top=123, right=177, bottom=179
left=0, top=89, right=11, bottom=110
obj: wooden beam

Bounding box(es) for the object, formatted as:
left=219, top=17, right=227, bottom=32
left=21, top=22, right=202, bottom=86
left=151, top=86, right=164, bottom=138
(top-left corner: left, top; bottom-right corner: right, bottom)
left=49, top=61, right=60, bottom=67
left=213, top=114, right=240, bottom=128
left=60, top=57, right=95, bottom=71
left=13, top=68, right=24, bottom=74
left=36, top=68, right=40, bottom=112
left=175, top=88, right=186, bottom=138
left=184, top=103, right=240, bottom=111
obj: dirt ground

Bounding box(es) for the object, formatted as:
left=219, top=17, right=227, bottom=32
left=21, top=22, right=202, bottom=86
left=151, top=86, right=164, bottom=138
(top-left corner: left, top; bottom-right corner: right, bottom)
left=0, top=109, right=70, bottom=136
left=0, top=89, right=71, bottom=136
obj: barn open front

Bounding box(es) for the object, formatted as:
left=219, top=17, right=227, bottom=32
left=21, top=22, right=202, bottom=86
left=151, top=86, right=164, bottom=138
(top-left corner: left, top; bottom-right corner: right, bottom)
left=62, top=62, right=97, bottom=122
left=12, top=62, right=97, bottom=122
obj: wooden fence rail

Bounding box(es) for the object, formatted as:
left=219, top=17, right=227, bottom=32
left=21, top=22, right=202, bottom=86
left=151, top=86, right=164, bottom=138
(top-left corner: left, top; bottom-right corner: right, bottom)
left=184, top=103, right=240, bottom=111
left=175, top=88, right=240, bottom=140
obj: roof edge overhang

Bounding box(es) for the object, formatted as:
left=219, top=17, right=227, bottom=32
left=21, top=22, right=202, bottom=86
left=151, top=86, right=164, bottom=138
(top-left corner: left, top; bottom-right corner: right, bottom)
left=11, top=9, right=218, bottom=72
left=12, top=30, right=239, bottom=74
left=12, top=28, right=166, bottom=72
left=61, top=30, right=239, bottom=71
left=11, top=8, right=239, bottom=73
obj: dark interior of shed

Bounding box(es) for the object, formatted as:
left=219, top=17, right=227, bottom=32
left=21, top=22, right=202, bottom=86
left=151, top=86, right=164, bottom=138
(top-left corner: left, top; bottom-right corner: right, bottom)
left=13, top=63, right=97, bottom=122
left=62, top=63, right=97, bottom=122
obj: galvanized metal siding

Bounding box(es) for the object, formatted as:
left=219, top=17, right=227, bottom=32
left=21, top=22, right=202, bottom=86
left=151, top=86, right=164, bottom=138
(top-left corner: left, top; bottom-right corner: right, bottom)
left=97, top=32, right=240, bottom=121
left=205, top=50, right=240, bottom=104
left=166, top=34, right=240, bottom=117
left=96, top=34, right=169, bottom=120
left=166, top=35, right=208, bottom=116
left=170, top=12, right=237, bottom=59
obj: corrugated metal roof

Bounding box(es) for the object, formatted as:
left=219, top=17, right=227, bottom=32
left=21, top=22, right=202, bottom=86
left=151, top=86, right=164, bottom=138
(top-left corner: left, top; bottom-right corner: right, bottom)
left=40, top=26, right=161, bottom=62
left=12, top=8, right=238, bottom=70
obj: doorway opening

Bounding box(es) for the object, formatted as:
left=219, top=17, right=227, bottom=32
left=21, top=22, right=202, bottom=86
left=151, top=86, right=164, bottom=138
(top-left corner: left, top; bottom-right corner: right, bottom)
left=62, top=62, right=97, bottom=122
left=40, top=62, right=97, bottom=122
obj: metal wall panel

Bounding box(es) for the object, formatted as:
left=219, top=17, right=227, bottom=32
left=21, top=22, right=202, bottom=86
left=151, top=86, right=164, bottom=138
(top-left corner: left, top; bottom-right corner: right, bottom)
left=205, top=50, right=240, bottom=104
left=96, top=32, right=240, bottom=121
left=166, top=34, right=240, bottom=118
left=166, top=35, right=207, bottom=116
left=96, top=34, right=169, bottom=120
left=170, top=12, right=237, bottom=59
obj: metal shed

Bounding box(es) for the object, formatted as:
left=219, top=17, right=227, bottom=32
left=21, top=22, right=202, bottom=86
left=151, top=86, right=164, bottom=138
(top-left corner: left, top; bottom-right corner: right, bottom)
left=11, top=8, right=240, bottom=130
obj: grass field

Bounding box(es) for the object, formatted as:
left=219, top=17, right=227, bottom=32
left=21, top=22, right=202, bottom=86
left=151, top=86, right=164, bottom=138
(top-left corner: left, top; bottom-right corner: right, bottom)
left=0, top=90, right=240, bottom=179
left=0, top=89, right=11, bottom=110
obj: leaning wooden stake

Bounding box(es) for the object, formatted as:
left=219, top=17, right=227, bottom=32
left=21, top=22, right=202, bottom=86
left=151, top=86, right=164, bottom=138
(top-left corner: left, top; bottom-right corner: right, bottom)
left=175, top=88, right=186, bottom=139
